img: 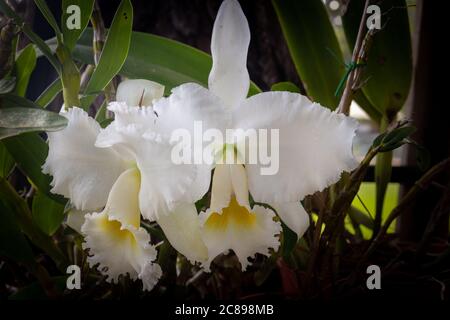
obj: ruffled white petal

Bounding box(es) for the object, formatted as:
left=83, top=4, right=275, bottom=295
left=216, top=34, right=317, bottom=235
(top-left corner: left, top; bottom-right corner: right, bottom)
left=82, top=212, right=160, bottom=291
left=233, top=91, right=359, bottom=204
left=271, top=202, right=310, bottom=238
left=107, top=102, right=158, bottom=132
left=95, top=104, right=197, bottom=220
left=153, top=83, right=231, bottom=139
left=42, top=107, right=127, bottom=211
left=81, top=168, right=161, bottom=291
left=96, top=102, right=160, bottom=155
left=156, top=203, right=208, bottom=263
left=200, top=197, right=282, bottom=271
left=116, top=79, right=164, bottom=107
left=208, top=0, right=250, bottom=108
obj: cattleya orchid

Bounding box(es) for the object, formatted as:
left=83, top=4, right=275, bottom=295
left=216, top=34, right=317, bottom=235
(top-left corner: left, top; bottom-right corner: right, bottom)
left=43, top=79, right=210, bottom=289
left=43, top=0, right=359, bottom=287
left=151, top=0, right=359, bottom=270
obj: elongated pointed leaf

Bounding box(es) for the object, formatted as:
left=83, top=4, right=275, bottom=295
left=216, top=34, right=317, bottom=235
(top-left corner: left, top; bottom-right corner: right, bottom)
left=34, top=0, right=62, bottom=41
left=61, top=0, right=94, bottom=51
left=67, top=29, right=261, bottom=96
left=0, top=177, right=67, bottom=269
left=272, top=0, right=344, bottom=109
left=84, top=0, right=133, bottom=97
left=0, top=143, right=14, bottom=178
left=0, top=107, right=67, bottom=139
left=271, top=81, right=300, bottom=93
left=32, top=191, right=65, bottom=235
left=1, top=93, right=39, bottom=109
left=342, top=0, right=412, bottom=116
left=2, top=133, right=65, bottom=204
left=35, top=78, right=62, bottom=108
left=0, top=200, right=35, bottom=265
left=14, top=44, right=37, bottom=96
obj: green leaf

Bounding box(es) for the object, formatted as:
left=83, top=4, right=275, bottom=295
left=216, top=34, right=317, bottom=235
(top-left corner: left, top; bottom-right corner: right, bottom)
left=348, top=206, right=374, bottom=229
left=2, top=133, right=65, bottom=203
left=0, top=0, right=61, bottom=72
left=281, top=222, right=298, bottom=258
left=0, top=200, right=36, bottom=265
left=271, top=81, right=300, bottom=93
left=70, top=30, right=261, bottom=96
left=34, top=0, right=62, bottom=42
left=272, top=0, right=344, bottom=109
left=354, top=91, right=382, bottom=123
left=0, top=143, right=14, bottom=178
left=383, top=126, right=416, bottom=147
left=35, top=78, right=62, bottom=108
left=372, top=125, right=416, bottom=151
left=0, top=177, right=68, bottom=270
left=342, top=0, right=412, bottom=116
left=61, top=0, right=94, bottom=51
left=32, top=191, right=65, bottom=235
left=1, top=93, right=39, bottom=109
left=372, top=132, right=387, bottom=149
left=14, top=44, right=37, bottom=96
left=0, top=107, right=68, bottom=139
left=84, top=0, right=133, bottom=101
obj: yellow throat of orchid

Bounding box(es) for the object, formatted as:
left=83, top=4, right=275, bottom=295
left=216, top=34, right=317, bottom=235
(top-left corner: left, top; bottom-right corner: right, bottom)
left=205, top=196, right=257, bottom=231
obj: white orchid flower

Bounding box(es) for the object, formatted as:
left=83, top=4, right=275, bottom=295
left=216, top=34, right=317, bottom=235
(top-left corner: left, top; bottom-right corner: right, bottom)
left=43, top=79, right=207, bottom=289
left=152, top=0, right=358, bottom=271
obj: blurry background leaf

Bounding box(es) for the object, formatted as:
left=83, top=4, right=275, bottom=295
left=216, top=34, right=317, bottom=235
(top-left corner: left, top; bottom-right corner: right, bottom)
left=342, top=0, right=412, bottom=117
left=32, top=191, right=65, bottom=235
left=271, top=81, right=300, bottom=93
left=0, top=200, right=36, bottom=265
left=14, top=44, right=37, bottom=97
left=0, top=176, right=67, bottom=270
left=66, top=30, right=261, bottom=96
left=0, top=107, right=68, bottom=139
left=0, top=143, right=14, bottom=178
left=2, top=133, right=65, bottom=204
left=61, top=0, right=95, bottom=51
left=272, top=0, right=345, bottom=109
left=1, top=93, right=39, bottom=109
left=83, top=0, right=133, bottom=106
left=348, top=206, right=374, bottom=229
left=354, top=91, right=381, bottom=123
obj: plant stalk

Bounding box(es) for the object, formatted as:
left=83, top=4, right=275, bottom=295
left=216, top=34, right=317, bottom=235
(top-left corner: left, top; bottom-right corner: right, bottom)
left=373, top=117, right=393, bottom=238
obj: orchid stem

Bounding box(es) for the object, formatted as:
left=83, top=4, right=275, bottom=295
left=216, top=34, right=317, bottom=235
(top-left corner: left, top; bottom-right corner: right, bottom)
left=337, top=0, right=371, bottom=115
left=359, top=158, right=450, bottom=268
